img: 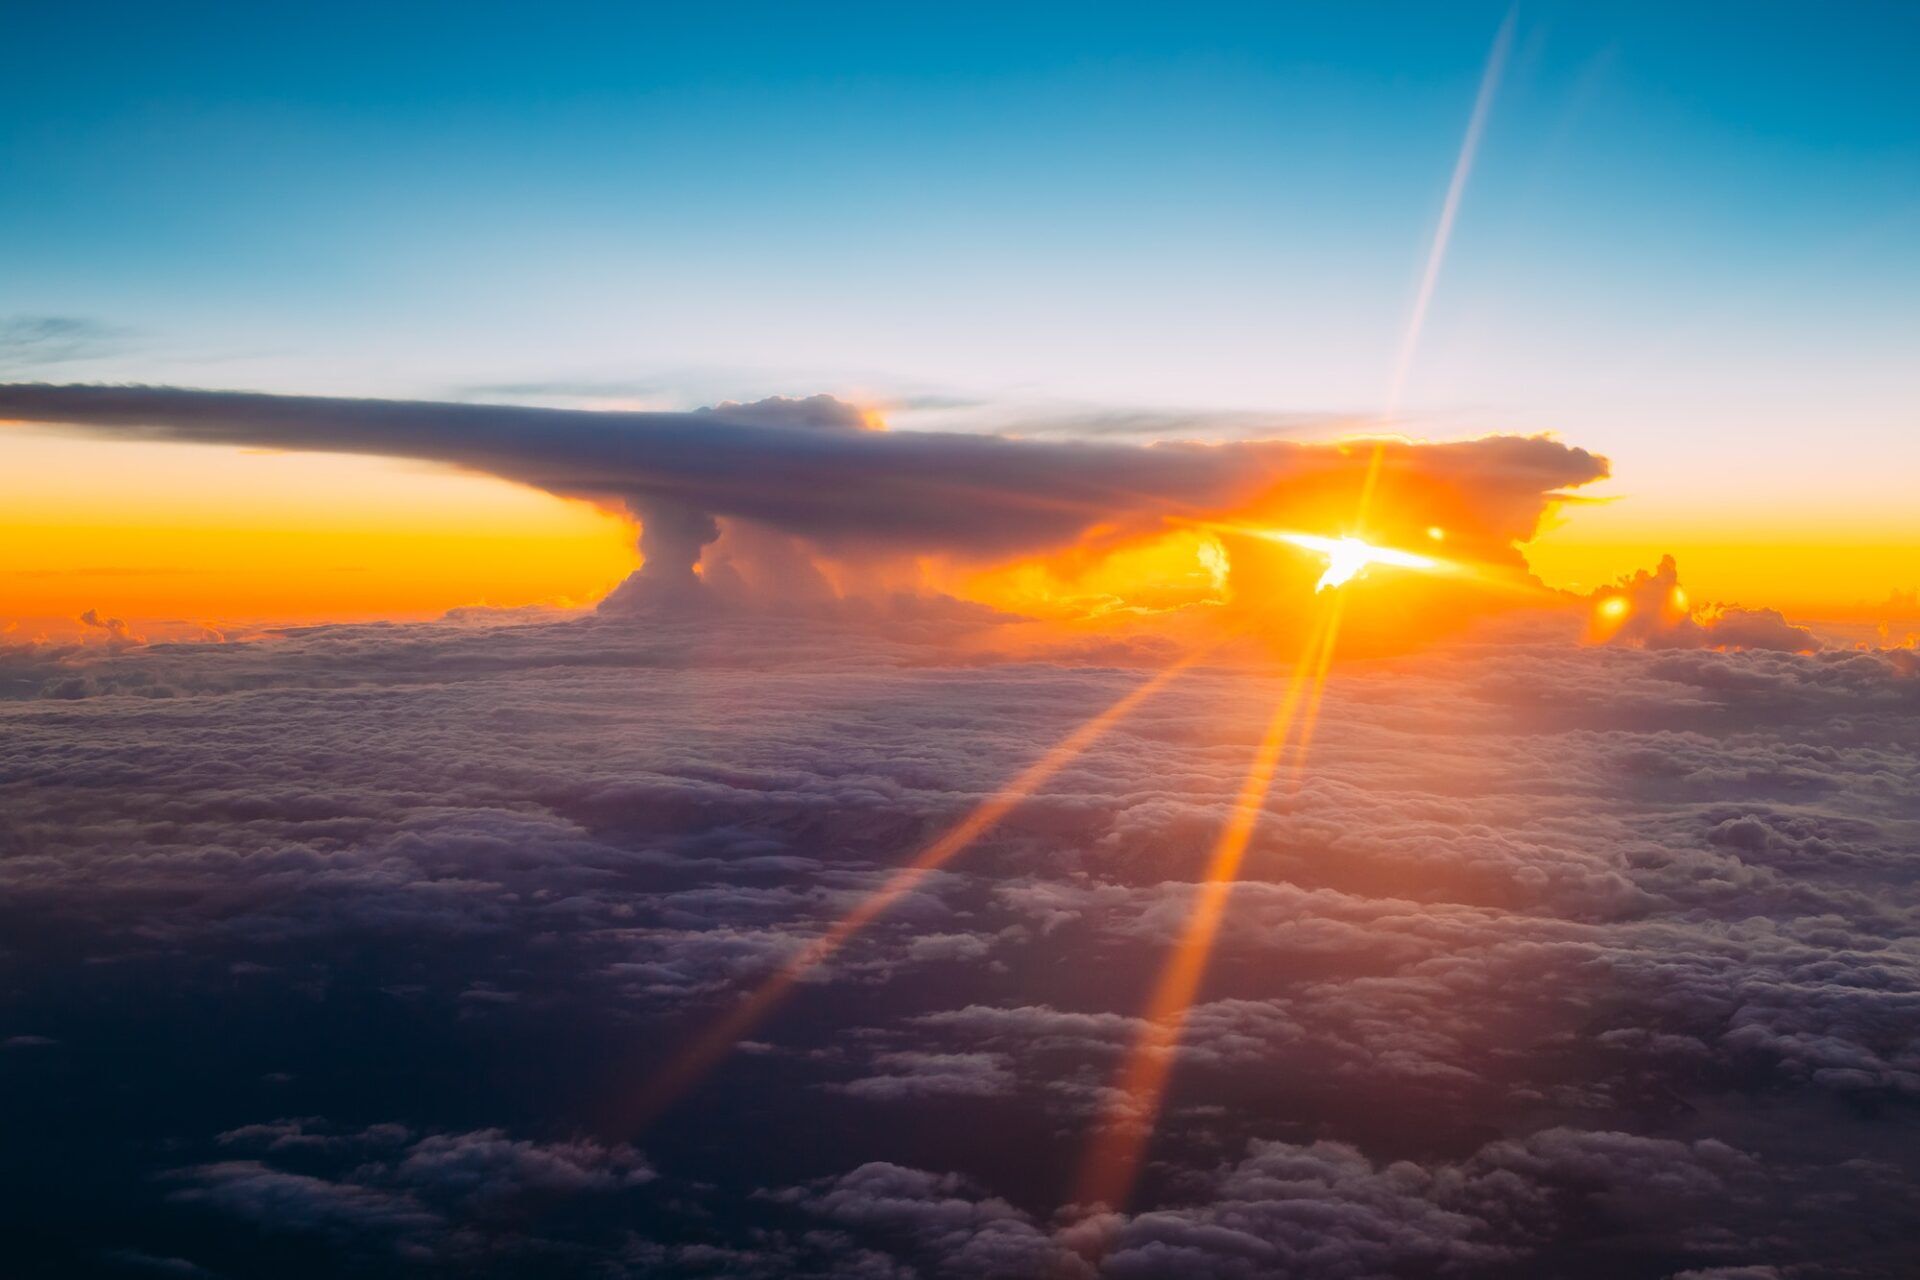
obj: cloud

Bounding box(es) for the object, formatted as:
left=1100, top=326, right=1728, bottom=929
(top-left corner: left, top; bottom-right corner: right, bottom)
left=0, top=383, right=1607, bottom=601
left=171, top=1161, right=441, bottom=1236
left=386, top=1128, right=656, bottom=1202
left=986, top=405, right=1348, bottom=441
left=0, top=316, right=130, bottom=370
left=78, top=607, right=144, bottom=649
left=1589, top=555, right=1818, bottom=652
left=5, top=608, right=1918, bottom=1275
left=832, top=1051, right=1018, bottom=1100
left=771, top=1162, right=1074, bottom=1277
left=171, top=1121, right=655, bottom=1264
left=763, top=1127, right=1780, bottom=1278
left=1087, top=1128, right=1764, bottom=1278
left=4, top=1033, right=60, bottom=1049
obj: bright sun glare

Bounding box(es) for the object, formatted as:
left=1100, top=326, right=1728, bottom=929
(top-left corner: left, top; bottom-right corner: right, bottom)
left=1266, top=531, right=1439, bottom=592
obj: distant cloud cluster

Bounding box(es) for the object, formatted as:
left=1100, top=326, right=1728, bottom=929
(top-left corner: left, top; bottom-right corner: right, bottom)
left=1590, top=554, right=1819, bottom=653
left=3, top=605, right=1916, bottom=1275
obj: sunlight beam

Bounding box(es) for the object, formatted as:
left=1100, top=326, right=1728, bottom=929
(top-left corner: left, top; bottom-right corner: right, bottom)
left=625, top=653, right=1203, bottom=1130
left=1073, top=442, right=1390, bottom=1213
left=1071, top=610, right=1339, bottom=1212
left=1283, top=594, right=1348, bottom=782
left=1382, top=8, right=1515, bottom=419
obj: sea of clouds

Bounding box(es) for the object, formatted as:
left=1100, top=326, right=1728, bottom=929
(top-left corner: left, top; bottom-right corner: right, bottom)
left=3, top=600, right=1916, bottom=1278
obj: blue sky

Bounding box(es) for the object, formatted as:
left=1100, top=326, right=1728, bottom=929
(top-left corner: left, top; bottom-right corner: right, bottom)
left=5, top=2, right=1918, bottom=525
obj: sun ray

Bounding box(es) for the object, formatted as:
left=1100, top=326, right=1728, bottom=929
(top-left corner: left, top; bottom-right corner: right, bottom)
left=1073, top=439, right=1391, bottom=1213
left=623, top=651, right=1205, bottom=1130
left=1382, top=8, right=1515, bottom=419
left=1071, top=609, right=1339, bottom=1211
left=1284, top=593, right=1349, bottom=778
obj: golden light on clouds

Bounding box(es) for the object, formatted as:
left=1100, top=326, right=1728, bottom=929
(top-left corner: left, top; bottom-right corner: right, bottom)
left=6, top=403, right=1914, bottom=645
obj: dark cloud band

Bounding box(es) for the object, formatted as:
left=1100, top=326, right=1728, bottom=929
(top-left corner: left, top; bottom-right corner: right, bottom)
left=0, top=383, right=1608, bottom=589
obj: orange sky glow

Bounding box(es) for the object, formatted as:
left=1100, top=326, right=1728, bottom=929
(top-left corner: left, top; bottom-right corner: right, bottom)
left=4, top=428, right=1916, bottom=644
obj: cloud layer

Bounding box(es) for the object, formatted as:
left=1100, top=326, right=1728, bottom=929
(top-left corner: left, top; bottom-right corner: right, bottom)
left=3, top=605, right=1916, bottom=1276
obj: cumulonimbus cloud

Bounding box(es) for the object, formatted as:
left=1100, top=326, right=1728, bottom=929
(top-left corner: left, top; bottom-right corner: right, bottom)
left=1589, top=554, right=1819, bottom=653
left=0, top=383, right=1608, bottom=597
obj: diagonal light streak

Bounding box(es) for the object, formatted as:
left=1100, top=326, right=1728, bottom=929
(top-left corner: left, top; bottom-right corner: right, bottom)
left=1072, top=439, right=1385, bottom=1211
left=1071, top=609, right=1339, bottom=1211
left=1283, top=594, right=1348, bottom=784
left=1382, top=8, right=1516, bottom=420
left=1070, top=9, right=1516, bottom=1212
left=625, top=651, right=1206, bottom=1129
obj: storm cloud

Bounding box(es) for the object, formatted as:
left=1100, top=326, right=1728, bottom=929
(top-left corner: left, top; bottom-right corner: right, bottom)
left=0, top=383, right=1608, bottom=590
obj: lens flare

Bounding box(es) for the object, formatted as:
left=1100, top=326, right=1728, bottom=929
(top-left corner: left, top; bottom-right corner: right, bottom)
left=1284, top=592, right=1349, bottom=776
left=1073, top=446, right=1395, bottom=1214
left=1382, top=8, right=1516, bottom=418
left=1072, top=606, right=1343, bottom=1212
left=1070, top=10, right=1519, bottom=1216
left=624, top=653, right=1203, bottom=1130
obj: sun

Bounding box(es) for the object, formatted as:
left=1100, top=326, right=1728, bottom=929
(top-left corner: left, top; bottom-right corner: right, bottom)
left=1264, top=531, right=1440, bottom=592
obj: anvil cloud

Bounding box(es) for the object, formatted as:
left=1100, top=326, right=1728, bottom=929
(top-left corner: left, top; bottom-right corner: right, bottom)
left=0, top=384, right=1607, bottom=596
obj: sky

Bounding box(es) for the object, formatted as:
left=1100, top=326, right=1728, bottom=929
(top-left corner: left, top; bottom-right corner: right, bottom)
left=6, top=8, right=1920, bottom=1278
left=4, top=0, right=1918, bottom=628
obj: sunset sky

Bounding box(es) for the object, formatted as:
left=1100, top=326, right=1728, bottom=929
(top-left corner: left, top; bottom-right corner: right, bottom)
left=5, top=1, right=1917, bottom=630
left=6, top=9, right=1920, bottom=1279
